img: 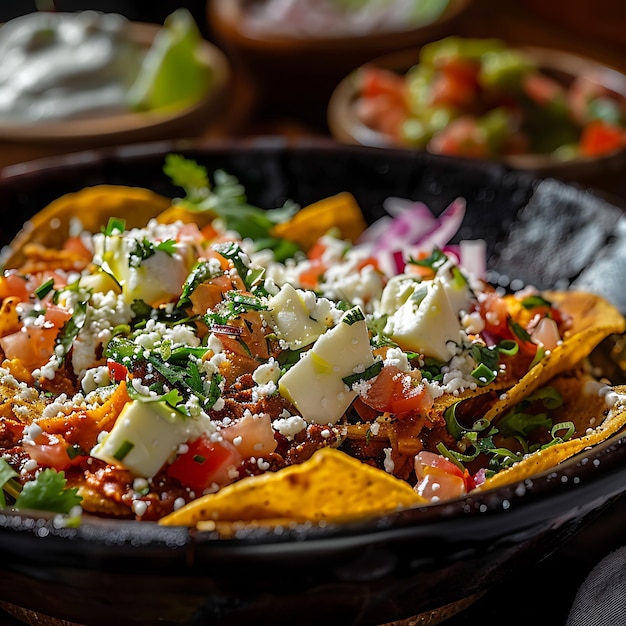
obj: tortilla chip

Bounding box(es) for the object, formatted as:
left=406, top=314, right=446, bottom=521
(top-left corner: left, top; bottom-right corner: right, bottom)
left=3, top=185, right=171, bottom=269
left=270, top=192, right=367, bottom=251
left=477, top=384, right=626, bottom=491
left=482, top=291, right=625, bottom=424
left=159, top=447, right=426, bottom=527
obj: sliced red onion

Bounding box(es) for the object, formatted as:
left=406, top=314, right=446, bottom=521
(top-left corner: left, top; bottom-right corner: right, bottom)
left=409, top=197, right=466, bottom=253
left=459, top=238, right=487, bottom=280
left=357, top=200, right=437, bottom=250
left=211, top=324, right=243, bottom=336
left=365, top=197, right=467, bottom=276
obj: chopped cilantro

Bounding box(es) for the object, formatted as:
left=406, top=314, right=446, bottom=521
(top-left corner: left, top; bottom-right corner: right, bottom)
left=35, top=278, right=55, bottom=300
left=342, top=306, right=365, bottom=326
left=342, top=359, right=383, bottom=389
left=0, top=461, right=82, bottom=515
left=55, top=297, right=88, bottom=364
left=521, top=294, right=553, bottom=309
left=163, top=154, right=301, bottom=258
left=177, top=260, right=222, bottom=308
left=113, top=440, right=135, bottom=461
left=102, top=217, right=126, bottom=236
left=128, top=237, right=176, bottom=268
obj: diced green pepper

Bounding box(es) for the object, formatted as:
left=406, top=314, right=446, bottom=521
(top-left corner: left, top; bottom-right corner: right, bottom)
left=479, top=49, right=536, bottom=90
left=401, top=107, right=457, bottom=147
left=406, top=64, right=436, bottom=113
left=419, top=36, right=506, bottom=68
left=477, top=108, right=512, bottom=156
left=587, top=96, right=623, bottom=125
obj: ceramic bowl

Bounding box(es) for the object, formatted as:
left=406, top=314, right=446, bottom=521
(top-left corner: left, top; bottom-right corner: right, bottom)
left=206, top=0, right=472, bottom=128
left=327, top=44, right=626, bottom=192
left=0, top=139, right=626, bottom=626
left=0, top=20, right=232, bottom=168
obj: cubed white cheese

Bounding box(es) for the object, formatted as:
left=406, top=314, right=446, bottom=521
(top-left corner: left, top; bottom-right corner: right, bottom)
left=264, top=283, right=328, bottom=349
left=438, top=267, right=473, bottom=315
left=278, top=310, right=374, bottom=425
left=384, top=277, right=464, bottom=362
left=97, top=235, right=191, bottom=306
left=91, top=400, right=199, bottom=478
left=376, top=274, right=423, bottom=315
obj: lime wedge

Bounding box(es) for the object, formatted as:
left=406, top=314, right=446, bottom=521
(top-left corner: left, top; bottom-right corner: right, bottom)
left=127, top=9, right=213, bottom=113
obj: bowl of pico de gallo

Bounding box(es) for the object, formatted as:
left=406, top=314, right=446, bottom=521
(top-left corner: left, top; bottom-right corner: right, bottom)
left=328, top=36, right=626, bottom=191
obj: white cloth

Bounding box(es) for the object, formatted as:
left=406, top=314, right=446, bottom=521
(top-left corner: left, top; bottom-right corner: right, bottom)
left=566, top=546, right=626, bottom=625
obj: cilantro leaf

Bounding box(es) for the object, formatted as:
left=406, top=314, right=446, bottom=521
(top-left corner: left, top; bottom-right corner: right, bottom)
left=163, top=153, right=210, bottom=202
left=163, top=154, right=299, bottom=247
left=177, top=260, right=222, bottom=308
left=0, top=459, right=19, bottom=508
left=56, top=298, right=88, bottom=364
left=14, top=468, right=82, bottom=514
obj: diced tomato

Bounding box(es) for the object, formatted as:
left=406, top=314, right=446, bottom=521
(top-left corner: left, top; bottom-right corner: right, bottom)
left=430, top=63, right=479, bottom=109
left=63, top=236, right=92, bottom=260
left=579, top=120, right=625, bottom=157
left=0, top=271, right=30, bottom=302
left=306, top=239, right=327, bottom=261
left=414, top=451, right=469, bottom=502
left=360, top=365, right=433, bottom=415
left=439, top=56, right=481, bottom=84
left=414, top=450, right=465, bottom=480
left=43, top=304, right=72, bottom=328
left=360, top=66, right=407, bottom=104
left=24, top=431, right=75, bottom=471
left=0, top=305, right=72, bottom=370
left=356, top=256, right=380, bottom=273
left=428, top=116, right=489, bottom=158
left=354, top=94, right=407, bottom=139
left=200, top=222, right=220, bottom=242
left=175, top=222, right=204, bottom=244
left=476, top=291, right=510, bottom=337
left=167, top=435, right=242, bottom=494
left=107, top=359, right=128, bottom=383
left=356, top=66, right=408, bottom=139
left=298, top=260, right=326, bottom=289
left=522, top=72, right=566, bottom=107
left=296, top=239, right=329, bottom=287
left=220, top=413, right=277, bottom=459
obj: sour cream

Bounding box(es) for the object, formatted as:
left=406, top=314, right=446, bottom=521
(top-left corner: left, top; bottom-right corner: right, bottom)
left=0, top=11, right=144, bottom=122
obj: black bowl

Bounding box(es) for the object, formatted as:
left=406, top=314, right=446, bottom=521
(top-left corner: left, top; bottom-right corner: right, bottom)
left=0, top=138, right=625, bottom=626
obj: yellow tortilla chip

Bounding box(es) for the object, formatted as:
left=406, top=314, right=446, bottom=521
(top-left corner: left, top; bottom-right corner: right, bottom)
left=482, top=291, right=625, bottom=424
left=159, top=447, right=426, bottom=527
left=3, top=185, right=171, bottom=269
left=270, top=192, right=367, bottom=251
left=477, top=384, right=626, bottom=491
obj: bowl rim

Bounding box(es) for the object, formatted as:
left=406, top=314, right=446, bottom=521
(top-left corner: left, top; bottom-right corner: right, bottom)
left=0, top=21, right=231, bottom=142
left=327, top=43, right=626, bottom=171
left=0, top=138, right=625, bottom=550
left=207, top=0, right=472, bottom=49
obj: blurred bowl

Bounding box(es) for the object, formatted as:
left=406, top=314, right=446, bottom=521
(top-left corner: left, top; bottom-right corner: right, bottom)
left=1, top=138, right=626, bottom=625
left=206, top=0, right=472, bottom=128
left=0, top=19, right=232, bottom=167
left=328, top=43, right=626, bottom=190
